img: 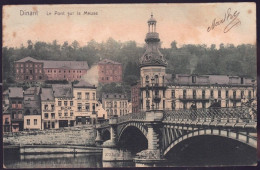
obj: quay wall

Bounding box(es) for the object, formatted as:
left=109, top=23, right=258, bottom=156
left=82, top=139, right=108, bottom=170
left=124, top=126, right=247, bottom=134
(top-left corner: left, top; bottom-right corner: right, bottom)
left=3, top=125, right=96, bottom=146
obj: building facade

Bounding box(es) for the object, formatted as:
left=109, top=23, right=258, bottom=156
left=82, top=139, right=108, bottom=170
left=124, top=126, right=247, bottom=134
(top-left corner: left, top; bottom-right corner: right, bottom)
left=102, top=93, right=128, bottom=118
left=137, top=15, right=257, bottom=112
left=131, top=81, right=141, bottom=113
left=165, top=74, right=256, bottom=110
left=3, top=108, right=11, bottom=133
left=53, top=84, right=75, bottom=128
left=9, top=87, right=24, bottom=132
left=41, top=88, right=58, bottom=129
left=24, top=115, right=42, bottom=130
left=14, top=57, right=89, bottom=82
left=98, top=59, right=123, bottom=83
left=73, top=81, right=98, bottom=125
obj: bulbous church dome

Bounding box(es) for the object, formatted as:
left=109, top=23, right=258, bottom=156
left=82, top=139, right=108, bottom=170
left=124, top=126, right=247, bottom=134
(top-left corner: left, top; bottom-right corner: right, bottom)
left=140, top=14, right=167, bottom=67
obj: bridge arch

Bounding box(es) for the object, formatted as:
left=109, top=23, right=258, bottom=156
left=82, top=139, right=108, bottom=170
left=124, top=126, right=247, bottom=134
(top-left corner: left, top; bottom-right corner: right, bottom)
left=117, top=123, right=148, bottom=154
left=164, top=128, right=257, bottom=156
left=101, top=128, right=111, bottom=141
left=118, top=122, right=148, bottom=141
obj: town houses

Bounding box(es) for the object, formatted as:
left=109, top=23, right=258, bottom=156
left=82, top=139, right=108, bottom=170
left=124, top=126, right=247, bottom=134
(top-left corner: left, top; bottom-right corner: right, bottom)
left=2, top=14, right=257, bottom=133
left=14, top=57, right=89, bottom=82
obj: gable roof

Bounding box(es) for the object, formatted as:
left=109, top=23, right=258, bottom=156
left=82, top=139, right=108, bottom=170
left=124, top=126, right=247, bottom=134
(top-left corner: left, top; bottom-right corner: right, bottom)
left=15, top=57, right=40, bottom=63
left=15, top=57, right=89, bottom=70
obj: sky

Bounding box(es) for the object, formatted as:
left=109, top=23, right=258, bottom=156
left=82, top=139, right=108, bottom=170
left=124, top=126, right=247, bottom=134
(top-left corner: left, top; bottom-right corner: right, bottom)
left=3, top=3, right=256, bottom=48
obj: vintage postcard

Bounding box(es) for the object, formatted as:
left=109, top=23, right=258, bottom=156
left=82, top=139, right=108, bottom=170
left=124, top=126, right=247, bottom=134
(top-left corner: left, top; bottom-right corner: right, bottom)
left=2, top=3, right=257, bottom=168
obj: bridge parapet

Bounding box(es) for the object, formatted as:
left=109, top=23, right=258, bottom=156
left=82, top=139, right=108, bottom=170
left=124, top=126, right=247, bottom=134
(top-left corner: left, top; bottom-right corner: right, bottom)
left=164, top=106, right=257, bottom=123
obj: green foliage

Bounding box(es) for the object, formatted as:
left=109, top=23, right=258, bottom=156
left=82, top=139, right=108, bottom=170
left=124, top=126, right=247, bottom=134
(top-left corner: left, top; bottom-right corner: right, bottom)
left=2, top=39, right=257, bottom=88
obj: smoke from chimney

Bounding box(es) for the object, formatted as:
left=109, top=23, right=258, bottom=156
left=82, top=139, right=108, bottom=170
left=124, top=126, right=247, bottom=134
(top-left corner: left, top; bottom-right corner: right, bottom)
left=81, top=65, right=99, bottom=86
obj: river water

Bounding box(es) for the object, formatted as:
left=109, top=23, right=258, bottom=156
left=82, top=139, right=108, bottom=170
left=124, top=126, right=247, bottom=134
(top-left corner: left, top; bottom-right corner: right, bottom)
left=4, top=136, right=257, bottom=168
left=4, top=152, right=135, bottom=168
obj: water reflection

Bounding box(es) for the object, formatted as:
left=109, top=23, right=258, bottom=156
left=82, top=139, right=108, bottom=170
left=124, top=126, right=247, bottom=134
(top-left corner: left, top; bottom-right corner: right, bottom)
left=4, top=153, right=103, bottom=168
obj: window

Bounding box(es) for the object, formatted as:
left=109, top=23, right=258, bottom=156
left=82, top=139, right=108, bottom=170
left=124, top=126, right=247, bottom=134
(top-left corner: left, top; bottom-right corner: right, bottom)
left=183, top=90, right=187, bottom=99
left=210, top=90, right=214, bottom=98
left=163, top=100, right=165, bottom=109
left=51, top=105, right=54, bottom=111
left=241, top=91, right=244, bottom=98
left=44, top=105, right=48, bottom=110
left=70, top=101, right=73, bottom=106
left=155, top=75, right=159, bottom=84
left=92, top=103, right=96, bottom=111
left=58, top=101, right=62, bottom=106
left=193, top=90, right=196, bottom=99
left=163, top=90, right=165, bottom=98
left=27, top=119, right=30, bottom=125
left=78, top=103, right=82, bottom=111
left=183, top=102, right=187, bottom=109
left=192, top=76, right=196, bottom=83
left=44, top=113, right=48, bottom=119
left=202, top=102, right=206, bottom=108
left=85, top=103, right=90, bottom=111
left=58, top=111, right=62, bottom=117
left=226, top=90, right=229, bottom=98
left=85, top=92, right=89, bottom=100
left=93, top=93, right=96, bottom=100
left=77, top=92, right=82, bottom=99
left=248, top=91, right=252, bottom=99
left=233, top=102, right=236, bottom=107
left=226, top=100, right=229, bottom=107
left=51, top=113, right=55, bottom=119
left=172, top=90, right=175, bottom=98
left=202, top=90, right=205, bottom=99
left=70, top=111, right=73, bottom=116
left=34, top=119, right=37, bottom=125
left=64, top=111, right=68, bottom=116
left=64, top=101, right=68, bottom=106
left=233, top=91, right=236, bottom=99
left=18, top=101, right=22, bottom=108
left=172, top=101, right=175, bottom=110
left=12, top=101, right=16, bottom=108
left=218, top=90, right=221, bottom=98
left=146, top=91, right=150, bottom=98
left=241, top=78, right=244, bottom=84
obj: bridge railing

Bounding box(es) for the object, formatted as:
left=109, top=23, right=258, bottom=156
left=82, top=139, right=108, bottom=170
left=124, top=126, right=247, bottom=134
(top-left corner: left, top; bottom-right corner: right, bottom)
left=117, top=111, right=146, bottom=123
left=164, top=106, right=257, bottom=123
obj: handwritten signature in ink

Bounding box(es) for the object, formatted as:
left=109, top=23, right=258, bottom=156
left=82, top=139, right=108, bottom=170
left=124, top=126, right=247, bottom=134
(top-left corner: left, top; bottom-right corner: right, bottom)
left=207, top=8, right=241, bottom=33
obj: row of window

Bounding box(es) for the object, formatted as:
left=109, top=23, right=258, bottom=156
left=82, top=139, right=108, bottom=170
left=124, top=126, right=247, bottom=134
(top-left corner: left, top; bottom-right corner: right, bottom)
left=48, top=75, right=81, bottom=79
left=171, top=89, right=252, bottom=99
left=106, top=109, right=128, bottom=116
left=58, top=101, right=73, bottom=106
left=77, top=103, right=96, bottom=111
left=16, top=63, right=42, bottom=68
left=47, top=69, right=83, bottom=73
left=106, top=101, right=128, bottom=108
left=171, top=100, right=239, bottom=109
left=26, top=119, right=38, bottom=125
left=101, top=76, right=120, bottom=81
left=77, top=92, right=96, bottom=100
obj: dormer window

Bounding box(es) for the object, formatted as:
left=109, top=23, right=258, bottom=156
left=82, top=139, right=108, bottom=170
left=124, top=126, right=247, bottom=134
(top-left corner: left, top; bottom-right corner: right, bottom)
left=192, top=76, right=196, bottom=83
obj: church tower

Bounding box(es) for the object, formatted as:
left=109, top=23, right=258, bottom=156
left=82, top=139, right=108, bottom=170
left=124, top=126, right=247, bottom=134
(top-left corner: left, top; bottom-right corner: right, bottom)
left=140, top=14, right=167, bottom=111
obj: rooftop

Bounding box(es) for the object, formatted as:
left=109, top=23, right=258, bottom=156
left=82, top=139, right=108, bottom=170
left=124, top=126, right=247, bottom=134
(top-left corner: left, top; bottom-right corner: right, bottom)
left=8, top=87, right=23, bottom=98
left=73, top=80, right=96, bottom=88
left=52, top=84, right=73, bottom=98
left=41, top=88, right=54, bottom=101
left=98, top=59, right=121, bottom=65
left=15, top=56, right=89, bottom=70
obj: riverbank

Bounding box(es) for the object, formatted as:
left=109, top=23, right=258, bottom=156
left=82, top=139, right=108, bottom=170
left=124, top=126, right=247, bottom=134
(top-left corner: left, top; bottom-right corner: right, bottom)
left=3, top=125, right=96, bottom=146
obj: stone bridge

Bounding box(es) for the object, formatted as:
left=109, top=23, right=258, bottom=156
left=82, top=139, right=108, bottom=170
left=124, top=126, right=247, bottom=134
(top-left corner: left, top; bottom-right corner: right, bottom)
left=95, top=106, right=257, bottom=166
